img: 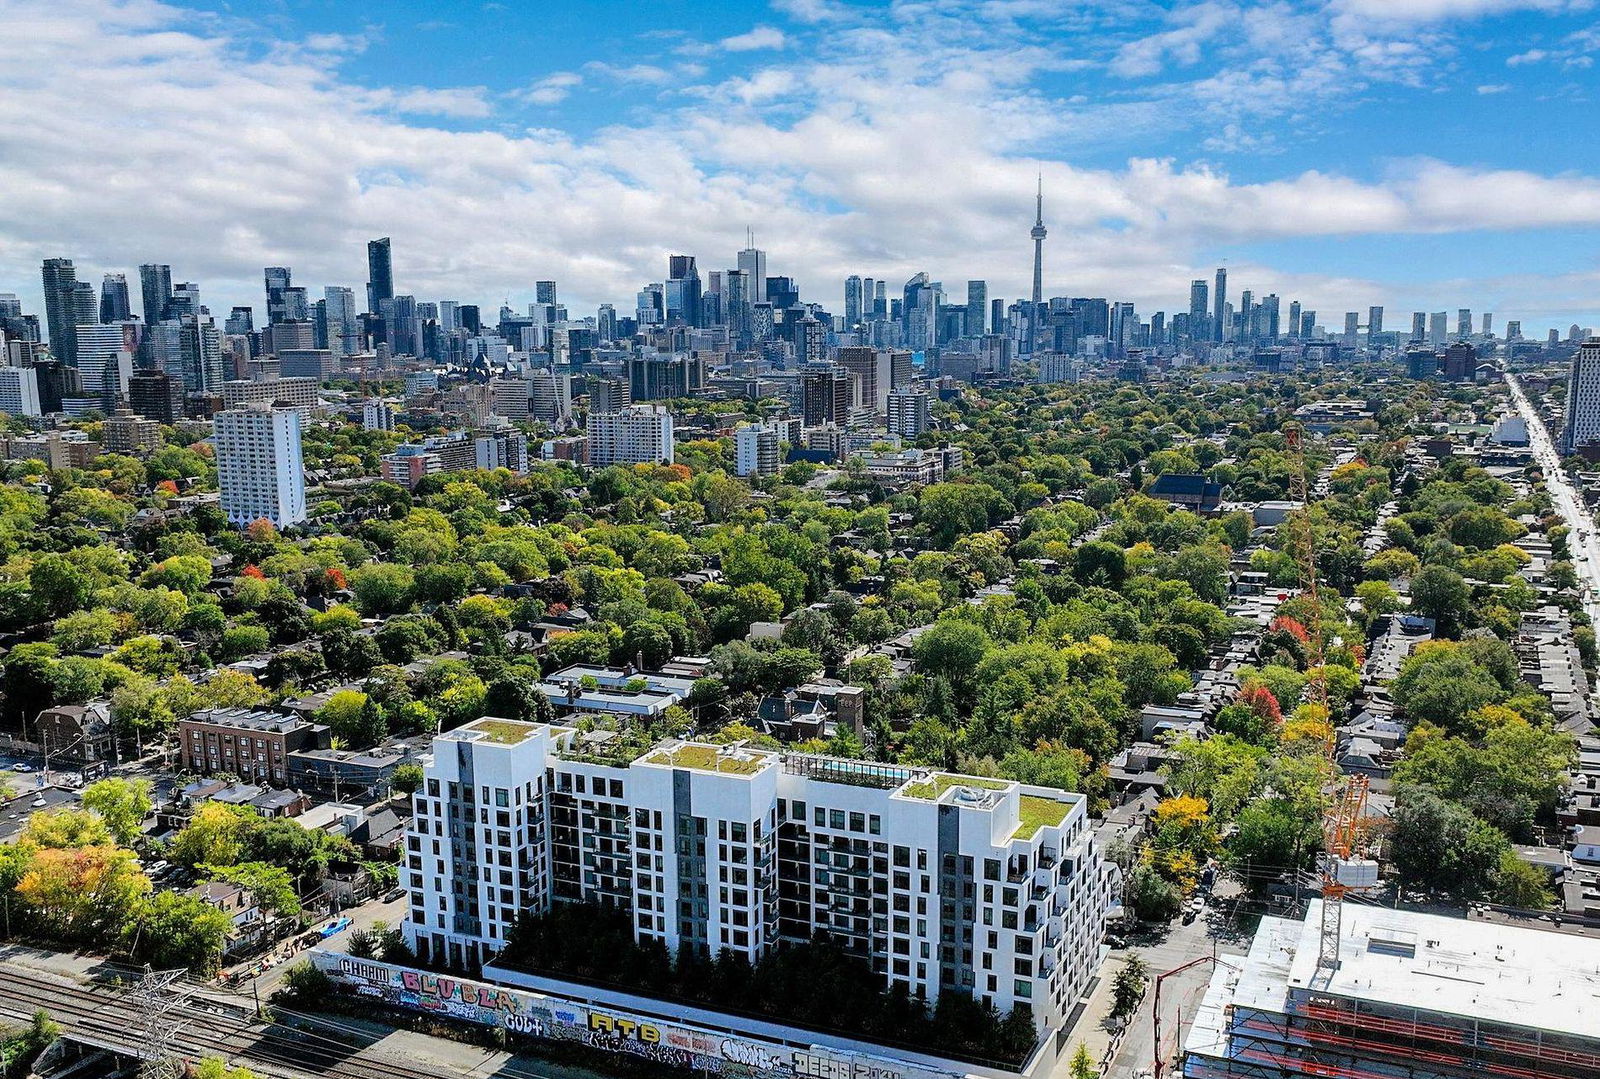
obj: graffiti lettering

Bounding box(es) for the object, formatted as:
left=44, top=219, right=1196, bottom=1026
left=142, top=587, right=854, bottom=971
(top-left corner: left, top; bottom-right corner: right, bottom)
left=588, top=1012, right=661, bottom=1043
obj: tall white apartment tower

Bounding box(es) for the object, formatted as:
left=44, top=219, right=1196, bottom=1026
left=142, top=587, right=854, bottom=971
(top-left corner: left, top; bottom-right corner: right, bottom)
left=214, top=406, right=307, bottom=528
left=734, top=422, right=780, bottom=477
left=587, top=404, right=674, bottom=467
left=1562, top=337, right=1600, bottom=454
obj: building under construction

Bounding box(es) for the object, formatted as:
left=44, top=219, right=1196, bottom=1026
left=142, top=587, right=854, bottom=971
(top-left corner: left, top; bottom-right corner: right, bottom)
left=1182, top=901, right=1600, bottom=1079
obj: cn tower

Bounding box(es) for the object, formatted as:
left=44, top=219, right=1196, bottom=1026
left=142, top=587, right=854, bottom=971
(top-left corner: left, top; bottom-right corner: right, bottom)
left=1029, top=174, right=1046, bottom=356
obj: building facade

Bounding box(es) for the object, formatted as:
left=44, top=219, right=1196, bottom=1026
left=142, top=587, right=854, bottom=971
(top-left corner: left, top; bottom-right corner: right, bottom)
left=1562, top=337, right=1600, bottom=453
left=735, top=422, right=781, bottom=477
left=178, top=707, right=327, bottom=786
left=588, top=404, right=674, bottom=467
left=403, top=720, right=1119, bottom=1035
left=214, top=406, right=308, bottom=528
left=1184, top=901, right=1600, bottom=1079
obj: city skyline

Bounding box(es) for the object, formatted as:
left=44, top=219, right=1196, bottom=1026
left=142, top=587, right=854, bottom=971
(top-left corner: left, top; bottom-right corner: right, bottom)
left=2, top=0, right=1600, bottom=332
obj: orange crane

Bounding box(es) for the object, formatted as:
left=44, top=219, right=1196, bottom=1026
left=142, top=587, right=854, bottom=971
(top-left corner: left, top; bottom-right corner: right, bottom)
left=1284, top=423, right=1375, bottom=983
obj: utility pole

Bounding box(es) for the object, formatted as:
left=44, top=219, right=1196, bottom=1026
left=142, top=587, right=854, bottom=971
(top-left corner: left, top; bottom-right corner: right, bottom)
left=131, top=965, right=187, bottom=1079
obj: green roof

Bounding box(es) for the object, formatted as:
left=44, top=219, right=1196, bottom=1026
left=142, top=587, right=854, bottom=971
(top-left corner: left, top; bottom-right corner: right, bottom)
left=650, top=743, right=767, bottom=776
left=467, top=719, right=540, bottom=745
left=901, top=773, right=1009, bottom=801
left=1012, top=795, right=1070, bottom=840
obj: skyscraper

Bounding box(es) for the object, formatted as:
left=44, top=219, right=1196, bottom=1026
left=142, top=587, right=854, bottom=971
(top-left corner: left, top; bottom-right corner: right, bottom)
left=367, top=237, right=393, bottom=314
left=1288, top=301, right=1302, bottom=339
left=1457, top=308, right=1471, bottom=338
left=214, top=406, right=308, bottom=528
left=264, top=267, right=292, bottom=324
left=99, top=274, right=131, bottom=323
left=40, top=258, right=83, bottom=367
left=1368, top=306, right=1384, bottom=337
left=1029, top=176, right=1046, bottom=356
left=138, top=264, right=172, bottom=328
left=535, top=280, right=557, bottom=306
left=1562, top=338, right=1600, bottom=453
left=1212, top=267, right=1227, bottom=342
left=666, top=255, right=702, bottom=327
left=966, top=280, right=987, bottom=338
left=324, top=286, right=359, bottom=356
left=1411, top=312, right=1427, bottom=342
left=737, top=235, right=767, bottom=307
left=844, top=275, right=863, bottom=328
left=1188, top=279, right=1209, bottom=339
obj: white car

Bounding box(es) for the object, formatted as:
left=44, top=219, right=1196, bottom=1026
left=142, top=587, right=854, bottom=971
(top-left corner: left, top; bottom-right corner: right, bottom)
left=12, top=763, right=33, bottom=773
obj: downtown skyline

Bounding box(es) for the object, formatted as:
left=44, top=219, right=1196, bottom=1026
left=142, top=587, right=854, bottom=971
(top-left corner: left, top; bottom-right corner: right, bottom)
left=4, top=0, right=1600, bottom=330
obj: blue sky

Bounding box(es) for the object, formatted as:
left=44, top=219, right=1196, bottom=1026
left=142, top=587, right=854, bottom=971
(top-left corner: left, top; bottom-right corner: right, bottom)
left=3, top=0, right=1600, bottom=332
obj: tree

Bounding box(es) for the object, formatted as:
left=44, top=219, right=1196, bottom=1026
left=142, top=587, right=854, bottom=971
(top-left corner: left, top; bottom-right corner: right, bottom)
left=1227, top=799, right=1321, bottom=888
left=21, top=807, right=113, bottom=849
left=120, top=890, right=234, bottom=972
left=1390, top=786, right=1507, bottom=899
left=911, top=620, right=992, bottom=696
left=1111, top=955, right=1148, bottom=1019
left=171, top=803, right=255, bottom=869
left=1124, top=862, right=1182, bottom=922
left=1493, top=851, right=1553, bottom=909
left=1067, top=1042, right=1097, bottom=1079
left=205, top=861, right=301, bottom=916
left=16, top=845, right=150, bottom=940
left=1409, top=564, right=1471, bottom=634
left=484, top=673, right=555, bottom=725
left=348, top=563, right=416, bottom=616
left=1074, top=541, right=1127, bottom=589
left=80, top=778, right=153, bottom=845
left=1391, top=643, right=1506, bottom=733
left=390, top=762, right=424, bottom=796
left=193, top=1058, right=258, bottom=1079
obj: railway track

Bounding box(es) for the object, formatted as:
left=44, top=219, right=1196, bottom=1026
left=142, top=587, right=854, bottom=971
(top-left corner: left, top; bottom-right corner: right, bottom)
left=0, top=964, right=519, bottom=1079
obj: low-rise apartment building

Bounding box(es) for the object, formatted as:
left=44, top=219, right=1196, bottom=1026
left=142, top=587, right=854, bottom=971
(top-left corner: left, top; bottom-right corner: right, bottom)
left=179, top=707, right=328, bottom=786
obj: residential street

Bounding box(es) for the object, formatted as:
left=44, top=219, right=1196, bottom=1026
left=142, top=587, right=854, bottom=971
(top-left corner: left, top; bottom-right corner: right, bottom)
left=1507, top=373, right=1600, bottom=662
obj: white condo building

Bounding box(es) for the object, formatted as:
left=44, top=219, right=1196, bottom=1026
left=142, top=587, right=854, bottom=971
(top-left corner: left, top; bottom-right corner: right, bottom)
left=403, top=719, right=1119, bottom=1033
left=213, top=406, right=307, bottom=528
left=1561, top=337, right=1600, bottom=453
left=734, top=422, right=781, bottom=477
left=886, top=388, right=931, bottom=438
left=0, top=367, right=41, bottom=417
left=587, top=404, right=674, bottom=467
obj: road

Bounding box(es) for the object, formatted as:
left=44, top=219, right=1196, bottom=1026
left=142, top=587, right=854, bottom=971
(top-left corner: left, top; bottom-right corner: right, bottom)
left=1506, top=373, right=1600, bottom=659
left=1101, top=900, right=1248, bottom=1079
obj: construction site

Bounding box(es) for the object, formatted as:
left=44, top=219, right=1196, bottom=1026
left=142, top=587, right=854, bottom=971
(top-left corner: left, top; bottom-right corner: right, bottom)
left=1181, top=901, right=1600, bottom=1079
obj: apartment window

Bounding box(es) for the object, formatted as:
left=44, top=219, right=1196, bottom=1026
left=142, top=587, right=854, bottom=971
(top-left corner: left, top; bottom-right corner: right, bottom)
left=830, top=810, right=845, bottom=830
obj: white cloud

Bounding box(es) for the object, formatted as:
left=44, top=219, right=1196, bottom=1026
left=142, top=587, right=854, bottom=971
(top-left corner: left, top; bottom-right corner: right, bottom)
left=583, top=61, right=673, bottom=84
left=771, top=0, right=853, bottom=23
left=1335, top=0, right=1579, bottom=20
left=1508, top=47, right=1550, bottom=63
left=1477, top=81, right=1512, bottom=91
left=720, top=25, right=787, bottom=52
left=518, top=71, right=582, bottom=106
left=1, top=0, right=1597, bottom=333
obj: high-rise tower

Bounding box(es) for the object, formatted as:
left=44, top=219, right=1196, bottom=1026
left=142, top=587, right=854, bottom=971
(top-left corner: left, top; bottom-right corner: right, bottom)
left=1029, top=176, right=1046, bottom=356
left=367, top=237, right=394, bottom=314
left=1212, top=267, right=1227, bottom=342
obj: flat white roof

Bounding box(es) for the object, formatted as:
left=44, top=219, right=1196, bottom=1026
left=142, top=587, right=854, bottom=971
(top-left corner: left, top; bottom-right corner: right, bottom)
left=1191, top=901, right=1600, bottom=1048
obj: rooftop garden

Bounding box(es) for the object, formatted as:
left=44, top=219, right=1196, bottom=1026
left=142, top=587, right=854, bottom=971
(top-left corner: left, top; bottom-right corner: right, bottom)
left=650, top=742, right=769, bottom=775
left=1012, top=795, right=1070, bottom=840
left=466, top=718, right=540, bottom=745
left=901, top=773, right=1009, bottom=801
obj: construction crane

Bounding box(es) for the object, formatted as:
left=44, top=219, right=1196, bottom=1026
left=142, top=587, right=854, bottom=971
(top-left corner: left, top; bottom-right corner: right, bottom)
left=1284, top=423, right=1377, bottom=983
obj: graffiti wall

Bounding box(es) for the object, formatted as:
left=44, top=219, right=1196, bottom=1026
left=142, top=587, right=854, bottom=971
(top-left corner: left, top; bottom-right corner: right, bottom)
left=311, top=952, right=967, bottom=1079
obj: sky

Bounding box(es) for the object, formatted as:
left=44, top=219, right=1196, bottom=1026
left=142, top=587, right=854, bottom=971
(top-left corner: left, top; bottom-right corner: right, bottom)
left=3, top=0, right=1600, bottom=334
